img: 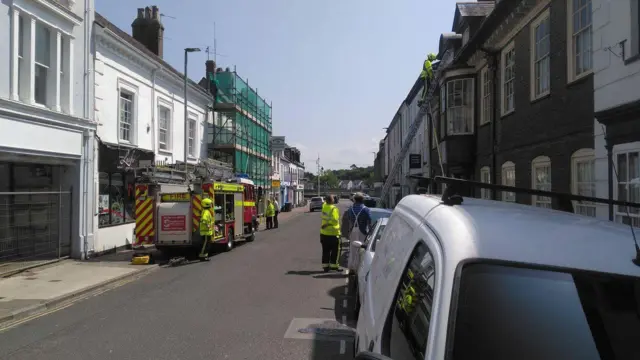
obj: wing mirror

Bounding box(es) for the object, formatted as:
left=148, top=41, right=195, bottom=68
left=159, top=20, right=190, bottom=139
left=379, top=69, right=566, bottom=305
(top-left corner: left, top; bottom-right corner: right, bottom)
left=352, top=240, right=366, bottom=249
left=354, top=352, right=394, bottom=360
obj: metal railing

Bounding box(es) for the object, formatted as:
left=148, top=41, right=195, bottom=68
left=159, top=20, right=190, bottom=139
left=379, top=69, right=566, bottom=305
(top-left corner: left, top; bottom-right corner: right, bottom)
left=0, top=190, right=73, bottom=272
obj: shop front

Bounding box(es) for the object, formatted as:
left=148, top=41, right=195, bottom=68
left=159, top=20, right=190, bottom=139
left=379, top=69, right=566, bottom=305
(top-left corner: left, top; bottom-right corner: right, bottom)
left=95, top=141, right=154, bottom=253
left=0, top=111, right=96, bottom=265
left=271, top=179, right=281, bottom=205
left=296, top=185, right=304, bottom=206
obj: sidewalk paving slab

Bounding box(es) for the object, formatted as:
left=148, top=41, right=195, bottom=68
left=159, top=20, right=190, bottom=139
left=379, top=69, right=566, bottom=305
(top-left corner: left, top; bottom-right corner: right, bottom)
left=0, top=252, right=158, bottom=330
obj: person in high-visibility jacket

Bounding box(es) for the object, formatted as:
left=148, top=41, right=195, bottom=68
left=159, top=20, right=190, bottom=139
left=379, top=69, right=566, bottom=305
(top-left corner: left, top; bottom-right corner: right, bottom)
left=320, top=194, right=341, bottom=272
left=419, top=53, right=438, bottom=104
left=265, top=199, right=276, bottom=230
left=199, top=198, right=214, bottom=260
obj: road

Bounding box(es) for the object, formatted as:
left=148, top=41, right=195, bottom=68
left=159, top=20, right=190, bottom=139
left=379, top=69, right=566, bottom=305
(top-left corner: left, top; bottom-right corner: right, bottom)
left=0, top=203, right=356, bottom=360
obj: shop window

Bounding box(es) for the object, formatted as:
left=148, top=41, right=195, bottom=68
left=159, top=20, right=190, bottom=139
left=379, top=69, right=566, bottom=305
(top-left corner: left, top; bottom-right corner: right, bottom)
left=98, top=172, right=135, bottom=227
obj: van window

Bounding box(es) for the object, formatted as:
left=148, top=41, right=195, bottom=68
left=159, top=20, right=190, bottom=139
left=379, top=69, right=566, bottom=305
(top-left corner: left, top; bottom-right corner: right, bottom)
left=386, top=242, right=436, bottom=360
left=451, top=263, right=640, bottom=360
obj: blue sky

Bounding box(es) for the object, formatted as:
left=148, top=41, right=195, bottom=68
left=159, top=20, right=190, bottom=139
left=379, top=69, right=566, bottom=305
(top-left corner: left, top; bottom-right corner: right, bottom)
left=97, top=0, right=459, bottom=172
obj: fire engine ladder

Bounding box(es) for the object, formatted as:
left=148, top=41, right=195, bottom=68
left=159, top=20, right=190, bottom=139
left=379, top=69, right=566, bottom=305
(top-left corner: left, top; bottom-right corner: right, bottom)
left=379, top=49, right=454, bottom=205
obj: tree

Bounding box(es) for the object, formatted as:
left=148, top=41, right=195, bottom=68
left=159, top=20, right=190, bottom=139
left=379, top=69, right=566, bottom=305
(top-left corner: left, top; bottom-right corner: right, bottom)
left=319, top=170, right=339, bottom=188
left=350, top=164, right=358, bottom=170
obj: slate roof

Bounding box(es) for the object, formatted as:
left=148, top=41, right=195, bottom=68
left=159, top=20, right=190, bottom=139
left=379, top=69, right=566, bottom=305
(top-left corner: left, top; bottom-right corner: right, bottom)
left=94, top=12, right=210, bottom=98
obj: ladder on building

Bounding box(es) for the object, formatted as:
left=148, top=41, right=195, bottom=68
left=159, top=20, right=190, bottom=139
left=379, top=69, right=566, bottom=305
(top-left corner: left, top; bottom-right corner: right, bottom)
left=379, top=49, right=454, bottom=205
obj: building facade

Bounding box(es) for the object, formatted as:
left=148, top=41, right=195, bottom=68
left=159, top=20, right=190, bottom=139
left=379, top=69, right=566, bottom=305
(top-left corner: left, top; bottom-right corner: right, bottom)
left=92, top=7, right=214, bottom=252
left=423, top=0, right=595, bottom=215
left=593, top=0, right=640, bottom=226
left=1, top=0, right=96, bottom=263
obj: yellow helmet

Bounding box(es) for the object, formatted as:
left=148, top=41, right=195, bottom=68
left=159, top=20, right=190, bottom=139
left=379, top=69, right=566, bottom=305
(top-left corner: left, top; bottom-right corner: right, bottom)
left=428, top=53, right=437, bottom=61
left=201, top=198, right=213, bottom=208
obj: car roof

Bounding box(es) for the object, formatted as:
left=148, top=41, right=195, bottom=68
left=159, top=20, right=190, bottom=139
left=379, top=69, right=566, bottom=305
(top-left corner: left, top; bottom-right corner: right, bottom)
left=369, top=208, right=393, bottom=214
left=396, top=194, right=640, bottom=277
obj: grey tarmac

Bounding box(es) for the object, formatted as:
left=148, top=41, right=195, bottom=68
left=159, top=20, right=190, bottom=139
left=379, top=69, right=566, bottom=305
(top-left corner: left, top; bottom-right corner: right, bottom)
left=0, top=203, right=357, bottom=360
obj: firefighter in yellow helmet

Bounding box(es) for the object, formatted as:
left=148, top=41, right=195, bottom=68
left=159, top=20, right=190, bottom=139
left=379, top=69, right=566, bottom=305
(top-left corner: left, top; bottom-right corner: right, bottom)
left=320, top=194, right=341, bottom=272
left=419, top=53, right=438, bottom=104
left=199, top=197, right=214, bottom=260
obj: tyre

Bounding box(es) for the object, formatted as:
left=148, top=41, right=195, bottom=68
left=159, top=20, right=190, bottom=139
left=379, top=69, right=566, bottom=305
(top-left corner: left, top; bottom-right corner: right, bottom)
left=224, top=230, right=234, bottom=252
left=245, top=232, right=255, bottom=242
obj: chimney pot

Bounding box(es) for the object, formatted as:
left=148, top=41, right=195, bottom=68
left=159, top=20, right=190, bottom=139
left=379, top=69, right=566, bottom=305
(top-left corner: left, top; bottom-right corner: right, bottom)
left=137, top=8, right=144, bottom=18
left=206, top=60, right=216, bottom=74
left=152, top=6, right=159, bottom=20
left=144, top=6, right=151, bottom=19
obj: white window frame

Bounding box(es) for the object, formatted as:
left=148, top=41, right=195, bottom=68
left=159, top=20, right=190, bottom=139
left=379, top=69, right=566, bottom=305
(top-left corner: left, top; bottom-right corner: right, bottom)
left=501, top=41, right=516, bottom=116
left=480, top=66, right=492, bottom=125
left=187, top=115, right=198, bottom=158
left=613, top=148, right=640, bottom=227
left=567, top=0, right=593, bottom=82
left=117, top=80, right=137, bottom=145
left=571, top=148, right=596, bottom=217
left=480, top=166, right=491, bottom=199
left=34, top=21, right=51, bottom=106
left=501, top=161, right=516, bottom=202
left=531, top=156, right=552, bottom=208
left=157, top=102, right=172, bottom=152
left=446, top=78, right=474, bottom=135
left=530, top=9, right=551, bottom=100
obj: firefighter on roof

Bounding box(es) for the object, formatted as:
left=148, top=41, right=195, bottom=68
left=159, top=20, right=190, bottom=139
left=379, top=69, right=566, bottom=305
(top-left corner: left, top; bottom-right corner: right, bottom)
left=199, top=198, right=214, bottom=260
left=419, top=53, right=437, bottom=104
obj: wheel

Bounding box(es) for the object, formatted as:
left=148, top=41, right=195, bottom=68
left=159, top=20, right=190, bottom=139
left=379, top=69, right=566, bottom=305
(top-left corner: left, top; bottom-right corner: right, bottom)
left=224, top=230, right=234, bottom=252
left=245, top=232, right=255, bottom=242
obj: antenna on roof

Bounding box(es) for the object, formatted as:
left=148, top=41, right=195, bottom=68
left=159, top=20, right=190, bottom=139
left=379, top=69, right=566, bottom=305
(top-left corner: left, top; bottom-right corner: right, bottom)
left=160, top=13, right=176, bottom=20
left=600, top=124, right=640, bottom=265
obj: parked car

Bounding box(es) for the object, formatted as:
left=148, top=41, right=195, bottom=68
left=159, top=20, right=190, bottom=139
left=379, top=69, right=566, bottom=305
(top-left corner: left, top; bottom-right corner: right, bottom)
left=355, top=193, right=640, bottom=359
left=352, top=217, right=388, bottom=317
left=347, top=208, right=393, bottom=280
left=308, top=196, right=324, bottom=212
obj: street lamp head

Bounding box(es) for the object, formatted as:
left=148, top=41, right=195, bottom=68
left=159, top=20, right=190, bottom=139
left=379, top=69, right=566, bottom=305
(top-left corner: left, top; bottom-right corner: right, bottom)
left=185, top=47, right=201, bottom=52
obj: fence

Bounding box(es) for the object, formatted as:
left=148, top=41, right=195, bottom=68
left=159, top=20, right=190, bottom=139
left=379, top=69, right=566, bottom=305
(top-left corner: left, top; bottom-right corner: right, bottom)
left=0, top=191, right=73, bottom=272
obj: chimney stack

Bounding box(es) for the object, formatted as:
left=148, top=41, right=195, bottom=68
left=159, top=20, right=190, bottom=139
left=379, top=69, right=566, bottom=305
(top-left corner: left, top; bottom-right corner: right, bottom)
left=131, top=5, right=165, bottom=58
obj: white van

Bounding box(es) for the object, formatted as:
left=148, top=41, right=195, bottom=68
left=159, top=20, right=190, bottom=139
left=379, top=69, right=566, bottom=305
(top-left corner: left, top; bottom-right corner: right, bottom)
left=354, top=193, right=640, bottom=360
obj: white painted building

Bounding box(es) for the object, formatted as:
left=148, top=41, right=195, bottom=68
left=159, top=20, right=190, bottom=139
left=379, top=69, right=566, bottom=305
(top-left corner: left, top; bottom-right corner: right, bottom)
left=593, top=0, right=640, bottom=226
left=384, top=77, right=427, bottom=207
left=91, top=8, right=213, bottom=252
left=0, top=0, right=96, bottom=262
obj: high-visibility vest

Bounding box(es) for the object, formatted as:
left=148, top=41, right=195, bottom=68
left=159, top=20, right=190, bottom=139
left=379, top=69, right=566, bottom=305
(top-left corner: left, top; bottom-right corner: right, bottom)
left=420, top=59, right=433, bottom=80
left=320, top=203, right=340, bottom=236
left=200, top=209, right=214, bottom=236
left=266, top=203, right=275, bottom=216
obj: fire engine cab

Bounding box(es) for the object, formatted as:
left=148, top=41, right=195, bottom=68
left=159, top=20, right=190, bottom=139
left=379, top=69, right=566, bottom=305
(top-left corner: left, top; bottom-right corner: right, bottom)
left=132, top=163, right=258, bottom=258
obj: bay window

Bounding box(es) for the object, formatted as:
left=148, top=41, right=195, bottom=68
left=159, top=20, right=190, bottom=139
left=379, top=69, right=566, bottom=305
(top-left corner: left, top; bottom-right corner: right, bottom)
left=446, top=78, right=474, bottom=135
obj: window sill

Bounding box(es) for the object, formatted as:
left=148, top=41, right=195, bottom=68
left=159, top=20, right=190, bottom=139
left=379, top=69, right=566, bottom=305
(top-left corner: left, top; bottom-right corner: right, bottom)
left=157, top=149, right=172, bottom=156
left=567, top=70, right=593, bottom=86
left=118, top=141, right=137, bottom=148
left=478, top=120, right=491, bottom=127
left=624, top=53, right=640, bottom=66
left=501, top=109, right=515, bottom=118
left=530, top=92, right=550, bottom=104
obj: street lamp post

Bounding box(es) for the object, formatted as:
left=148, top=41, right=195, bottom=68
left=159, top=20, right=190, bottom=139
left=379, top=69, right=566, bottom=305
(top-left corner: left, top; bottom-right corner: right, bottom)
left=183, top=47, right=201, bottom=167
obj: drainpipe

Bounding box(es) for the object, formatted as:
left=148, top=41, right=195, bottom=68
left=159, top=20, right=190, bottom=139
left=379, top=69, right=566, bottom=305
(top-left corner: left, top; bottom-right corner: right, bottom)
left=482, top=48, right=499, bottom=200
left=81, top=0, right=93, bottom=259
left=606, top=141, right=614, bottom=220
left=151, top=68, right=159, bottom=153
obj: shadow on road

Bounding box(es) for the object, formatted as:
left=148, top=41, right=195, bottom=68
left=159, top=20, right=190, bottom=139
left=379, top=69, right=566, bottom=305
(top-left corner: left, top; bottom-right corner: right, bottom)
left=285, top=270, right=328, bottom=276
left=307, top=283, right=356, bottom=360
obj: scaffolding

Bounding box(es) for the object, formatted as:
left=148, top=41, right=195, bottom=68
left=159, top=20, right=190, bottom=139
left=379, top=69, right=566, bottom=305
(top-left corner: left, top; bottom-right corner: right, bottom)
left=209, top=69, right=272, bottom=187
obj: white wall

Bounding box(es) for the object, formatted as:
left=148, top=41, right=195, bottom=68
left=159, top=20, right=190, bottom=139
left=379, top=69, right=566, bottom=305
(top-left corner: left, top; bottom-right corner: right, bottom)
left=92, top=27, right=212, bottom=251
left=593, top=0, right=640, bottom=219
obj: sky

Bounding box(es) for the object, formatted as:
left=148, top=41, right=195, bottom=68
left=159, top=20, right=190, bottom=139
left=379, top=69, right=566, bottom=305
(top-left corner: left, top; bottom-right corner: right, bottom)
left=97, top=0, right=460, bottom=173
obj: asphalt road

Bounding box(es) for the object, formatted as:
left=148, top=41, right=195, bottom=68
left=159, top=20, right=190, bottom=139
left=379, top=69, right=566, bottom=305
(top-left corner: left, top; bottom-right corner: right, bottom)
left=0, top=203, right=357, bottom=360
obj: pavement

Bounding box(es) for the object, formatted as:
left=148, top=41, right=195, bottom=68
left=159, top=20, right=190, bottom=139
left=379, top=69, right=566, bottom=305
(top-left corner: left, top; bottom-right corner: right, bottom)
left=0, top=203, right=357, bottom=360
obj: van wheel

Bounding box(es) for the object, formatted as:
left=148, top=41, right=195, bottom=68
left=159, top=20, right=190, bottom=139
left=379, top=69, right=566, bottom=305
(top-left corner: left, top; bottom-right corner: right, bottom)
left=225, top=231, right=234, bottom=252
left=246, top=232, right=255, bottom=242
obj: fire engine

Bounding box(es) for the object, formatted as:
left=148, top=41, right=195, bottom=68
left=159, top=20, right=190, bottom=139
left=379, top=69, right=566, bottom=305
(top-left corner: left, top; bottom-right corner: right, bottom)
left=131, top=161, right=259, bottom=258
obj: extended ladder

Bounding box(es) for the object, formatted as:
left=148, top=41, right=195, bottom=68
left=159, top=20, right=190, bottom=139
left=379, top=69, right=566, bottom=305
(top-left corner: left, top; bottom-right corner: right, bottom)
left=379, top=49, right=454, bottom=205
